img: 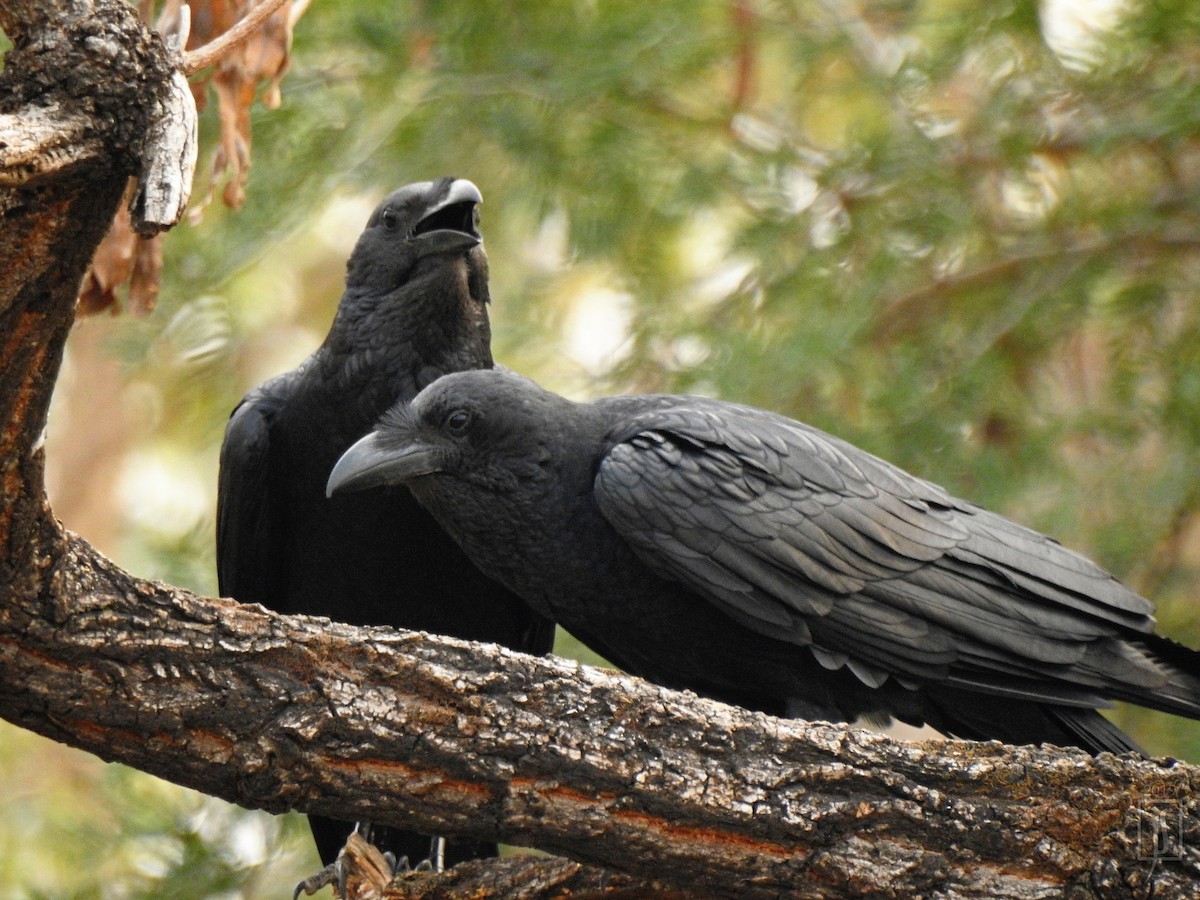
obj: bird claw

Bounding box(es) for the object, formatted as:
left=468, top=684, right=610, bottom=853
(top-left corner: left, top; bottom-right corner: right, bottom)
left=385, top=834, right=444, bottom=874
left=387, top=855, right=434, bottom=874
left=293, top=857, right=347, bottom=900
left=291, top=832, right=444, bottom=898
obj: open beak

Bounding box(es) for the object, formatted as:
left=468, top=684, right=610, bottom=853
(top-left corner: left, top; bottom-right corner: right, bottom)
left=326, top=431, right=444, bottom=497
left=412, top=179, right=482, bottom=254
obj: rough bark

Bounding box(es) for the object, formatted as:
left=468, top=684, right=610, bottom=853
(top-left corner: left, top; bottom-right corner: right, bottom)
left=2, top=3, right=1200, bottom=899
left=2, top=536, right=1200, bottom=899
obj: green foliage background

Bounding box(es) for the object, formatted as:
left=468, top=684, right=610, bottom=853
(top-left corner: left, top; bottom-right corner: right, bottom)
left=5, top=0, right=1200, bottom=895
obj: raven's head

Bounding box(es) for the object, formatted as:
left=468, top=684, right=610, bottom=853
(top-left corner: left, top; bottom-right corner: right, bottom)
left=328, top=370, right=589, bottom=619
left=326, top=369, right=566, bottom=502
left=334, top=178, right=494, bottom=370
left=345, top=177, right=485, bottom=297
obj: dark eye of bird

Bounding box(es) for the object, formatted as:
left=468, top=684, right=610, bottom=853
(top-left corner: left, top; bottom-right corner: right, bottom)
left=446, top=409, right=471, bottom=434
left=381, top=209, right=399, bottom=232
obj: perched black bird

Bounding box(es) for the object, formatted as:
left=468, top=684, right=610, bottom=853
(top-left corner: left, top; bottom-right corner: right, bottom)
left=329, top=368, right=1200, bottom=754
left=217, top=181, right=554, bottom=876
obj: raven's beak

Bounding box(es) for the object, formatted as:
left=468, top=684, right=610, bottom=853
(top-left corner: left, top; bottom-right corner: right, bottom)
left=415, top=229, right=480, bottom=256
left=326, top=432, right=444, bottom=497
left=412, top=179, right=483, bottom=254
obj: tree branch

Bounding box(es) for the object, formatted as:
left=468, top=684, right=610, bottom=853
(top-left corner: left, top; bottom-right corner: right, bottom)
left=181, top=0, right=293, bottom=76
left=0, top=105, right=104, bottom=186
left=4, top=533, right=1199, bottom=899
left=0, top=0, right=195, bottom=233
left=131, top=67, right=197, bottom=234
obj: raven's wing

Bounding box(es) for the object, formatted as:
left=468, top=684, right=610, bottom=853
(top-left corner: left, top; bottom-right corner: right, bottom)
left=216, top=376, right=292, bottom=605
left=594, top=399, right=1170, bottom=706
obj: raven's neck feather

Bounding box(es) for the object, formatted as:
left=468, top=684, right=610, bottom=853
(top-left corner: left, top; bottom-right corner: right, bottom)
left=320, top=267, right=493, bottom=399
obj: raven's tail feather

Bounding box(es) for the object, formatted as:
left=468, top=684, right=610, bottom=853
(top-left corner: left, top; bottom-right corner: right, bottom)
left=927, top=689, right=1141, bottom=755
left=1125, top=633, right=1200, bottom=720
left=1045, top=706, right=1143, bottom=755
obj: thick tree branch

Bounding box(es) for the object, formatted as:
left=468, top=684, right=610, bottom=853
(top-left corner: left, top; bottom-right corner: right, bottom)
left=4, top=534, right=1200, bottom=899
left=2, top=532, right=1200, bottom=897
left=0, top=0, right=194, bottom=232
left=2, top=3, right=1200, bottom=899
left=0, top=105, right=104, bottom=185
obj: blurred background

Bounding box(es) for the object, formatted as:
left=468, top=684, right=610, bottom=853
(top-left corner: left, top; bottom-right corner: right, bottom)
left=4, top=0, right=1200, bottom=895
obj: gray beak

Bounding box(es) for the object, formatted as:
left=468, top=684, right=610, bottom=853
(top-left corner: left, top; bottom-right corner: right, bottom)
left=412, top=179, right=483, bottom=254
left=415, top=229, right=481, bottom=256
left=326, top=431, right=444, bottom=497
left=442, top=178, right=483, bottom=208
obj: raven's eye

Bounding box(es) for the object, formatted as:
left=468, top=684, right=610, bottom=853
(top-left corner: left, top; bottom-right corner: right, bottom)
left=380, top=209, right=400, bottom=232
left=445, top=409, right=471, bottom=434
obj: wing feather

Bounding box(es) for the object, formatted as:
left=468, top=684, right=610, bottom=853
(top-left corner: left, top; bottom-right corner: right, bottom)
left=216, top=378, right=290, bottom=604
left=595, top=398, right=1157, bottom=697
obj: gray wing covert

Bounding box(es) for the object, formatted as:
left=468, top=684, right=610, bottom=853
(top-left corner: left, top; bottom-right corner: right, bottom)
left=593, top=398, right=1157, bottom=695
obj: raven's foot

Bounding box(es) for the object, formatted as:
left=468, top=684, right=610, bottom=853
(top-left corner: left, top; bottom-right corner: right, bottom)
left=381, top=835, right=444, bottom=875
left=293, top=832, right=444, bottom=897
left=292, top=857, right=346, bottom=900
left=395, top=835, right=445, bottom=874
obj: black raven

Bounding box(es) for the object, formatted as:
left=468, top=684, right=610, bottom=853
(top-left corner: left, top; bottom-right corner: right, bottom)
left=328, top=368, right=1200, bottom=754
left=217, top=182, right=554, bottom=877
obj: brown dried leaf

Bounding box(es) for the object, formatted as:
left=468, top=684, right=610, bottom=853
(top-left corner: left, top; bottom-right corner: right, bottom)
left=78, top=1, right=307, bottom=317
left=177, top=0, right=234, bottom=111
left=79, top=181, right=166, bottom=318
left=185, top=0, right=304, bottom=216
left=78, top=182, right=131, bottom=316
left=128, top=233, right=164, bottom=317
